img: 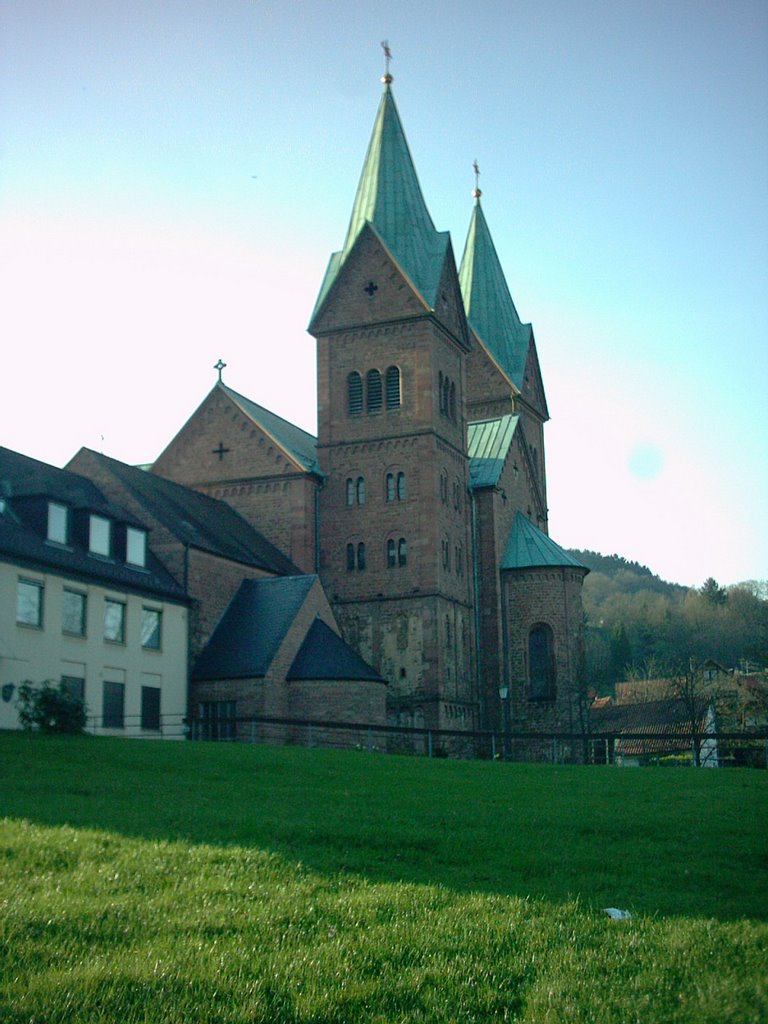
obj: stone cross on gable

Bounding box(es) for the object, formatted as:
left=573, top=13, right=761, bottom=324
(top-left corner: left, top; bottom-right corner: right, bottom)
left=214, top=358, right=227, bottom=383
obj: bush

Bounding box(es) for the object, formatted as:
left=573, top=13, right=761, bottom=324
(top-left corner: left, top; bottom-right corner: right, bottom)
left=16, top=681, right=87, bottom=735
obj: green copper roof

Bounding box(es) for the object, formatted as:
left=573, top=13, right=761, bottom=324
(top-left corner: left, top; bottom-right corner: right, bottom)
left=467, top=414, right=519, bottom=489
left=459, top=199, right=532, bottom=387
left=312, top=83, right=450, bottom=319
left=501, top=512, right=589, bottom=571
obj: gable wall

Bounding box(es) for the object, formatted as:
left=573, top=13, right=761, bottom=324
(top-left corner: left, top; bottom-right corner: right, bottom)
left=465, top=336, right=516, bottom=421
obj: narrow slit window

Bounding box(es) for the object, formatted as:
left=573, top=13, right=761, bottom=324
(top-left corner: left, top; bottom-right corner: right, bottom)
left=386, top=365, right=401, bottom=409
left=347, top=372, right=363, bottom=416
left=397, top=471, right=406, bottom=500
left=366, top=369, right=382, bottom=413
left=346, top=478, right=355, bottom=506
left=357, top=542, right=366, bottom=570
left=356, top=476, right=366, bottom=505
left=398, top=538, right=407, bottom=566
left=386, top=473, right=395, bottom=502
left=387, top=539, right=396, bottom=567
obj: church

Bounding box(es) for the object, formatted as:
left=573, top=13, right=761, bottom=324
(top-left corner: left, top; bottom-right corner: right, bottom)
left=1, top=67, right=588, bottom=753
left=142, top=67, right=588, bottom=749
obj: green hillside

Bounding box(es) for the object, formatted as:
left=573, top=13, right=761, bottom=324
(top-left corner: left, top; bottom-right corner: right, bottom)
left=1, top=734, right=767, bottom=1023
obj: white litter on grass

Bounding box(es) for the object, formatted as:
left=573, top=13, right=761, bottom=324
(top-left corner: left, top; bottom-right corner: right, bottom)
left=603, top=907, right=632, bottom=920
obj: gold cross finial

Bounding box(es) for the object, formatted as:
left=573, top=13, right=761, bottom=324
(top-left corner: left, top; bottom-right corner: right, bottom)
left=381, top=40, right=393, bottom=84
left=473, top=159, right=482, bottom=200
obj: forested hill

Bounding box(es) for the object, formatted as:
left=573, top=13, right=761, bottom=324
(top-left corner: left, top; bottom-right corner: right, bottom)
left=567, top=550, right=688, bottom=599
left=566, top=550, right=767, bottom=685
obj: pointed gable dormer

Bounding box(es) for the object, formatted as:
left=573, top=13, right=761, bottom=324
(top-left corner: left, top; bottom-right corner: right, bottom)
left=459, top=193, right=548, bottom=421
left=310, top=75, right=459, bottom=336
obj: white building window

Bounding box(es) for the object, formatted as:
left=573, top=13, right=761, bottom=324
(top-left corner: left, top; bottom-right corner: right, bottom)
left=62, top=589, right=87, bottom=636
left=47, top=502, right=68, bottom=544
left=126, top=527, right=147, bottom=567
left=141, top=608, right=162, bottom=650
left=17, top=579, right=43, bottom=627
left=89, top=515, right=111, bottom=557
left=104, top=599, right=126, bottom=643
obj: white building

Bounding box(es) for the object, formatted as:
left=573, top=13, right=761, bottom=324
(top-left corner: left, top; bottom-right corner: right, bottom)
left=0, top=447, right=189, bottom=737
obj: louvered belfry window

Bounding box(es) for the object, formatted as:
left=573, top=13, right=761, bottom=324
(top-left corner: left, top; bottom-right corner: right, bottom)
left=385, top=365, right=401, bottom=409
left=348, top=372, right=363, bottom=416
left=366, top=369, right=383, bottom=413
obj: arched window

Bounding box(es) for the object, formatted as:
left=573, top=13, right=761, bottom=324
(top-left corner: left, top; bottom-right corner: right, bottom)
left=366, top=369, right=382, bottom=413
left=442, top=376, right=450, bottom=416
left=398, top=538, right=407, bottom=566
left=347, top=372, right=363, bottom=416
left=397, top=471, right=406, bottom=500
left=346, top=478, right=355, bottom=506
left=346, top=543, right=355, bottom=571
left=449, top=381, right=456, bottom=421
left=386, top=473, right=395, bottom=502
left=356, top=477, right=366, bottom=504
left=386, top=366, right=401, bottom=409
left=440, top=471, right=448, bottom=504
left=357, top=542, right=366, bottom=570
left=387, top=539, right=396, bottom=567
left=529, top=623, right=556, bottom=701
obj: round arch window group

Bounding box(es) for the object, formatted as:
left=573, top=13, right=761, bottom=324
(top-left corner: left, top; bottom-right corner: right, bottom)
left=348, top=366, right=401, bottom=416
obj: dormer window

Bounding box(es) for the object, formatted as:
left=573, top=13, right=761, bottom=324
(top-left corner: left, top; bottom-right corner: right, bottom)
left=89, top=514, right=111, bottom=557
left=126, top=527, right=147, bottom=568
left=47, top=502, right=68, bottom=544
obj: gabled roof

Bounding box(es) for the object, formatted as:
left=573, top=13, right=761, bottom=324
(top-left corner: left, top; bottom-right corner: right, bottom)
left=287, top=617, right=385, bottom=683
left=0, top=448, right=185, bottom=601
left=590, top=698, right=712, bottom=756
left=75, top=450, right=297, bottom=575
left=501, top=512, right=589, bottom=571
left=192, top=575, right=316, bottom=681
left=312, top=81, right=451, bottom=320
left=219, top=383, right=322, bottom=476
left=1, top=446, right=127, bottom=519
left=459, top=198, right=532, bottom=389
left=467, top=414, right=519, bottom=489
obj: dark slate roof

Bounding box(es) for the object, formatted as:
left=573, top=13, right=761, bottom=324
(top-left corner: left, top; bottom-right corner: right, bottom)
left=467, top=415, right=519, bottom=489
left=78, top=450, right=298, bottom=575
left=311, top=81, right=451, bottom=321
left=501, top=512, right=589, bottom=571
left=192, top=575, right=316, bottom=681
left=219, top=384, right=322, bottom=476
left=458, top=198, right=532, bottom=389
left=287, top=617, right=385, bottom=682
left=0, top=447, right=185, bottom=601
left=2, top=446, right=128, bottom=518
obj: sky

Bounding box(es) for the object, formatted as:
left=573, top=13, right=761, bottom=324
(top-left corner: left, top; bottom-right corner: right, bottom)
left=1, top=0, right=767, bottom=588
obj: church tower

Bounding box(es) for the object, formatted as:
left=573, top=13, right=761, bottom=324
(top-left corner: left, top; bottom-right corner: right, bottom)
left=459, top=189, right=549, bottom=528
left=309, top=71, right=477, bottom=739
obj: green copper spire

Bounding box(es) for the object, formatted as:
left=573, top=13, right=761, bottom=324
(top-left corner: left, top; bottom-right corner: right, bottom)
left=458, top=194, right=532, bottom=388
left=312, top=78, right=450, bottom=320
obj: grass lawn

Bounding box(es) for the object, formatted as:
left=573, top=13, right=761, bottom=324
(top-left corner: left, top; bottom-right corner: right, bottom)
left=1, top=733, right=766, bottom=1022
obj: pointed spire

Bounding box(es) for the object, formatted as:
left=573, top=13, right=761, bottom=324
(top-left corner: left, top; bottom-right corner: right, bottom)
left=459, top=190, right=532, bottom=388
left=311, top=68, right=450, bottom=322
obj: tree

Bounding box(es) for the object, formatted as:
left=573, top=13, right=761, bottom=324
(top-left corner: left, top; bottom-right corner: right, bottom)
left=609, top=622, right=632, bottom=683
left=16, top=681, right=87, bottom=735
left=700, top=577, right=727, bottom=606
left=665, top=663, right=720, bottom=767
